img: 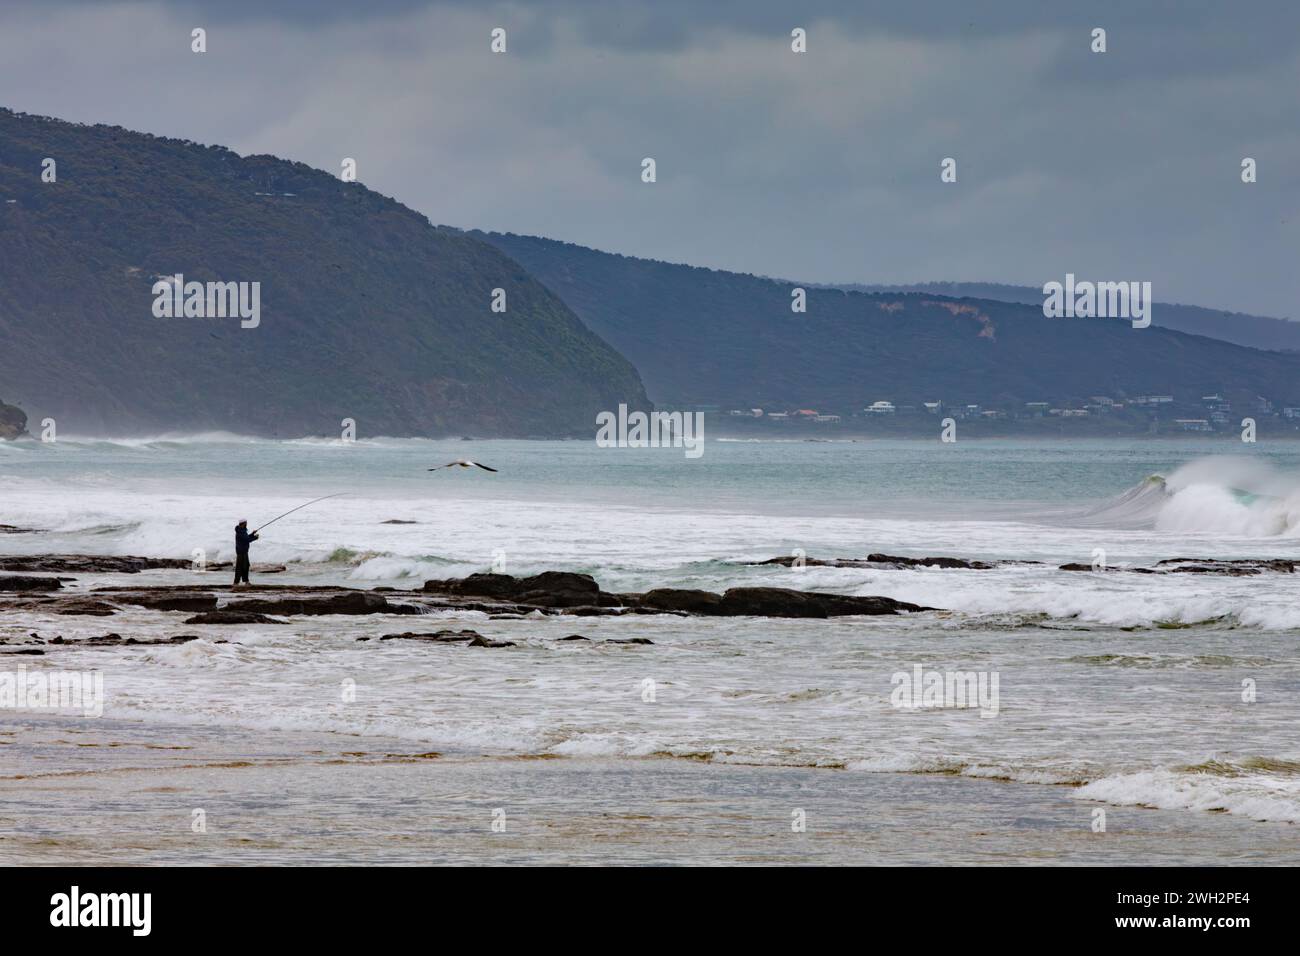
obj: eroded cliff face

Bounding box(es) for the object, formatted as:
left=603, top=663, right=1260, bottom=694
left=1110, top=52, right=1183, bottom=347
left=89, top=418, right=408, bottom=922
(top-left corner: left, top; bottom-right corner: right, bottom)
left=0, top=399, right=28, bottom=440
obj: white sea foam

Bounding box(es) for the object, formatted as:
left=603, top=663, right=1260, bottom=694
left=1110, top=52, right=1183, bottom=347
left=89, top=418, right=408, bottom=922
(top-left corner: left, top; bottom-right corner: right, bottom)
left=1076, top=765, right=1300, bottom=824
left=5, top=438, right=1300, bottom=827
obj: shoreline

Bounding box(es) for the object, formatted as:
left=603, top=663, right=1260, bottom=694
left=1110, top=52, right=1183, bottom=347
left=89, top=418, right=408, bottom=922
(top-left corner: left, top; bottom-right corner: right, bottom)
left=3, top=713, right=1297, bottom=866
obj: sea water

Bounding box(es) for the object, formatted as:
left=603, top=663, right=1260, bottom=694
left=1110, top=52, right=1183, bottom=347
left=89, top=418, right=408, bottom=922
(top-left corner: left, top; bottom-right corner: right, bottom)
left=2, top=435, right=1299, bottom=837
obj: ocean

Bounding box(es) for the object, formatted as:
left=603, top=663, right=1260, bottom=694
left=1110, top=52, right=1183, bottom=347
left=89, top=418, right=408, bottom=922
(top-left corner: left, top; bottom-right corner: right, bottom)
left=2, top=435, right=1299, bottom=863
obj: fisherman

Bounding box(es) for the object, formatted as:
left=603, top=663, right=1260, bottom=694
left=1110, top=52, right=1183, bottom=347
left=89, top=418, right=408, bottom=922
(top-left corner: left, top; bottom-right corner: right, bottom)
left=234, top=519, right=259, bottom=587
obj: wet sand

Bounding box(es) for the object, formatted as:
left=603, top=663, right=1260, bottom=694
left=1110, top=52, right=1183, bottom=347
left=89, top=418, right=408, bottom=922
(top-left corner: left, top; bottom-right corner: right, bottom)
left=1, top=714, right=1295, bottom=866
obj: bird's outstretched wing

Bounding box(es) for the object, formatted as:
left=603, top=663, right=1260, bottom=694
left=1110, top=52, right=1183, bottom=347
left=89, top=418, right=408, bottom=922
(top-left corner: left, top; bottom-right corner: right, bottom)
left=427, top=463, right=454, bottom=471
left=473, top=462, right=498, bottom=472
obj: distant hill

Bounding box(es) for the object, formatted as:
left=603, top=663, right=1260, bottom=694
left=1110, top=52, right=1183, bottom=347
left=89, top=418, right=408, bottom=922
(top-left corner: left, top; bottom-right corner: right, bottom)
left=475, top=231, right=1300, bottom=413
left=0, top=109, right=649, bottom=437
left=831, top=282, right=1300, bottom=354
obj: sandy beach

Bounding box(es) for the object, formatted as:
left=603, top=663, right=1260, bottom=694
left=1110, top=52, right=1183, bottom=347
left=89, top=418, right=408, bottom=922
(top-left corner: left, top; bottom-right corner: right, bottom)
left=3, top=713, right=1297, bottom=866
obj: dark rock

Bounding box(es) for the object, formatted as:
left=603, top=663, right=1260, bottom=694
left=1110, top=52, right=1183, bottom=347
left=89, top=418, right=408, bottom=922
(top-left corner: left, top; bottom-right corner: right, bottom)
left=1060, top=558, right=1294, bottom=576
left=753, top=553, right=996, bottom=570
left=41, top=633, right=200, bottom=646
left=80, top=633, right=201, bottom=646
left=0, top=554, right=192, bottom=574
left=54, top=598, right=118, bottom=616
left=223, top=592, right=419, bottom=616
left=639, top=588, right=723, bottom=614
left=115, top=592, right=219, bottom=612
left=1158, top=558, right=1296, bottom=575
left=558, top=634, right=590, bottom=641
left=717, top=587, right=931, bottom=617
left=183, top=610, right=286, bottom=625
left=0, top=575, right=62, bottom=591
left=0, top=524, right=40, bottom=534
left=381, top=519, right=419, bottom=524
left=866, top=553, right=994, bottom=570
left=466, top=635, right=516, bottom=648
left=423, top=571, right=620, bottom=608
left=605, top=637, right=654, bottom=645
left=204, top=563, right=287, bottom=574
left=380, top=629, right=484, bottom=643
left=0, top=647, right=44, bottom=655
left=422, top=571, right=936, bottom=618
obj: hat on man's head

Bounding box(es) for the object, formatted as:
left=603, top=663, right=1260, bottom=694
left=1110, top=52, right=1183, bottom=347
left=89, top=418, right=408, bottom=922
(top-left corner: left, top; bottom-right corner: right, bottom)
left=237, top=519, right=247, bottom=526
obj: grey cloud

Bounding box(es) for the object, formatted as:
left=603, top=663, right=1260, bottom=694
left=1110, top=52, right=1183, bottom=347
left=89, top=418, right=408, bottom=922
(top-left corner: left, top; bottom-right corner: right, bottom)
left=2, top=0, right=1297, bottom=317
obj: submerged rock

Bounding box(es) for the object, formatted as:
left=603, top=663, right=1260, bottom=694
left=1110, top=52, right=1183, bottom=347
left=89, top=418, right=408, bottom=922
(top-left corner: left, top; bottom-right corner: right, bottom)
left=222, top=592, right=419, bottom=616
left=115, top=592, right=219, bottom=612
left=62, top=633, right=202, bottom=646
left=183, top=610, right=286, bottom=625
left=1060, top=558, right=1296, bottom=576
left=754, top=553, right=998, bottom=570
left=53, top=598, right=119, bottom=616
left=375, top=629, right=515, bottom=648
left=466, top=635, right=516, bottom=648
left=380, top=629, right=485, bottom=643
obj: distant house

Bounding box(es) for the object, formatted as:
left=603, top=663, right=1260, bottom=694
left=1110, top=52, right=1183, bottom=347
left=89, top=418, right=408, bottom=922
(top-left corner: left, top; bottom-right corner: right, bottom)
left=767, top=412, right=789, bottom=420
left=795, top=409, right=819, bottom=418
left=1283, top=408, right=1300, bottom=420
left=1175, top=419, right=1212, bottom=432
left=813, top=414, right=841, bottom=423
left=1134, top=395, right=1173, bottom=405
left=922, top=402, right=942, bottom=414
left=865, top=401, right=896, bottom=415
left=1024, top=402, right=1050, bottom=416
left=750, top=408, right=764, bottom=417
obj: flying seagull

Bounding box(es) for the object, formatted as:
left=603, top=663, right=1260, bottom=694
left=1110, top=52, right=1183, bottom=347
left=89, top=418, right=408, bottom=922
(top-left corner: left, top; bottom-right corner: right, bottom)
left=429, top=460, right=498, bottom=473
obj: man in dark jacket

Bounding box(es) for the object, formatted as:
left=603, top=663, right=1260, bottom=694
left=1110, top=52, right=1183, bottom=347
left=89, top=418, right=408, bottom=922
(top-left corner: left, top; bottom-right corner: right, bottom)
left=234, top=520, right=258, bottom=586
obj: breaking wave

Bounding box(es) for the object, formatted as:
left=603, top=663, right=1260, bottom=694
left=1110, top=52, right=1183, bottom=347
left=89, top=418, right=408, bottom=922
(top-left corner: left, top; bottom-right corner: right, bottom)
left=1079, top=457, right=1300, bottom=536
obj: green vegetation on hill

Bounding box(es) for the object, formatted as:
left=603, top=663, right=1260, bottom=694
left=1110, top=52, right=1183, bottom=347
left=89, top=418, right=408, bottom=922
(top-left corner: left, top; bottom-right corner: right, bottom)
left=476, top=231, right=1300, bottom=417
left=0, top=109, right=649, bottom=437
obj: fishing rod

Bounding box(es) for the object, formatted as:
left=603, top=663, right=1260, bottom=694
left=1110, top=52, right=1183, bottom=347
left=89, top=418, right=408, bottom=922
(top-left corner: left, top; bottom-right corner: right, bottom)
left=252, top=493, right=346, bottom=535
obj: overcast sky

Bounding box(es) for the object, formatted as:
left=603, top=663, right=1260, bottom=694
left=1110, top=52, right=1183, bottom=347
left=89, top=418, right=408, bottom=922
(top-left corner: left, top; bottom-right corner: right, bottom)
left=3, top=0, right=1298, bottom=317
